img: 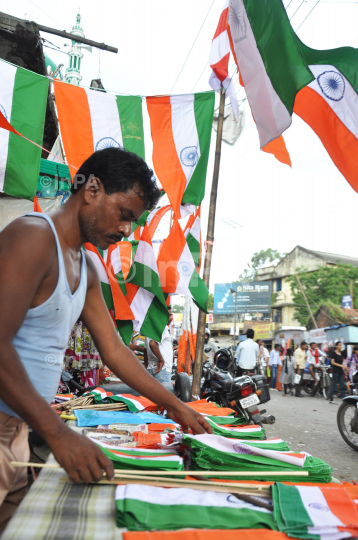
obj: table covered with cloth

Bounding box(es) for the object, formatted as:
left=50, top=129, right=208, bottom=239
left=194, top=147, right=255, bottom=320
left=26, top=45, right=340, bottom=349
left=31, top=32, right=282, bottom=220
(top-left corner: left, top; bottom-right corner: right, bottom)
left=2, top=455, right=124, bottom=540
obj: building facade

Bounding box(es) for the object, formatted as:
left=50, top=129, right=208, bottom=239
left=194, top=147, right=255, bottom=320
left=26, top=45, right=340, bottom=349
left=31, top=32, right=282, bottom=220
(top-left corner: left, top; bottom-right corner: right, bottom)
left=64, top=12, right=84, bottom=86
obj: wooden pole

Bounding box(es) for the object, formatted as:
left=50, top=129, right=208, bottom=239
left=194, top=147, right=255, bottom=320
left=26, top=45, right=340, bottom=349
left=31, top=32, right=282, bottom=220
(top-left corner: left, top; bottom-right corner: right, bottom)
left=192, top=90, right=226, bottom=398
left=35, top=23, right=118, bottom=53
left=350, top=280, right=354, bottom=308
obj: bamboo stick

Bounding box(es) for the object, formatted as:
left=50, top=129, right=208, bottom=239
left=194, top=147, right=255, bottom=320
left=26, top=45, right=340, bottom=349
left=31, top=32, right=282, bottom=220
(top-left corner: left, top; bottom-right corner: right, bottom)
left=10, top=462, right=309, bottom=477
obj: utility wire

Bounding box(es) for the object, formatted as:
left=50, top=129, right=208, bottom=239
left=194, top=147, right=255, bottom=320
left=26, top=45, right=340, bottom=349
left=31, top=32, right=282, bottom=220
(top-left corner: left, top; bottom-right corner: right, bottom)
left=191, top=62, right=209, bottom=92
left=27, top=0, right=60, bottom=26
left=171, top=0, right=216, bottom=93
left=285, top=0, right=294, bottom=9
left=289, top=0, right=306, bottom=20
left=295, top=0, right=321, bottom=31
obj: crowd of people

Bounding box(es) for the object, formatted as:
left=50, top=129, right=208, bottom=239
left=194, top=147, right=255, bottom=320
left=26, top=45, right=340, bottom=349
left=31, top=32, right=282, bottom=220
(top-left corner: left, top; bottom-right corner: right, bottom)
left=234, top=330, right=358, bottom=403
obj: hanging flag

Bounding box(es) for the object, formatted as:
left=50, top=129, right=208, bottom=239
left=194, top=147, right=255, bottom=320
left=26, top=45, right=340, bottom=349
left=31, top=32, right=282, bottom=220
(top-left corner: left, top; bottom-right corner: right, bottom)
left=272, top=483, right=358, bottom=540
left=294, top=40, right=358, bottom=192
left=125, top=223, right=169, bottom=342
left=53, top=80, right=145, bottom=176
left=0, top=59, right=49, bottom=199
left=146, top=92, right=215, bottom=218
left=115, top=484, right=275, bottom=531
left=33, top=196, right=43, bottom=213
left=157, top=220, right=208, bottom=312
left=84, top=243, right=134, bottom=343
left=184, top=205, right=202, bottom=269
left=209, top=0, right=239, bottom=118
left=227, top=0, right=314, bottom=149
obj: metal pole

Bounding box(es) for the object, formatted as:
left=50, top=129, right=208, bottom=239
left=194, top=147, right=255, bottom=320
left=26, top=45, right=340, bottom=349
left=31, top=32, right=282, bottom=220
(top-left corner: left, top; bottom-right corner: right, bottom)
left=350, top=280, right=354, bottom=308
left=192, top=90, right=226, bottom=398
left=234, top=291, right=238, bottom=349
left=289, top=257, right=318, bottom=329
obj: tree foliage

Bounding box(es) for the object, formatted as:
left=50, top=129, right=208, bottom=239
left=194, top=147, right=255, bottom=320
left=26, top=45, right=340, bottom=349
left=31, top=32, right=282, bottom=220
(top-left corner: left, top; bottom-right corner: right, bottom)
left=288, top=263, right=358, bottom=326
left=207, top=293, right=214, bottom=310
left=238, top=248, right=285, bottom=282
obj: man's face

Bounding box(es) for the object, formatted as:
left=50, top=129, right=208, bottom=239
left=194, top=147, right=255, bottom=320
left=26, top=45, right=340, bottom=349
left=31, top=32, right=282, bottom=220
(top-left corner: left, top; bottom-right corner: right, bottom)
left=205, top=334, right=209, bottom=343
left=80, top=181, right=147, bottom=250
left=258, top=340, right=262, bottom=347
left=168, top=310, right=174, bottom=325
left=301, top=344, right=308, bottom=351
left=311, top=343, right=317, bottom=350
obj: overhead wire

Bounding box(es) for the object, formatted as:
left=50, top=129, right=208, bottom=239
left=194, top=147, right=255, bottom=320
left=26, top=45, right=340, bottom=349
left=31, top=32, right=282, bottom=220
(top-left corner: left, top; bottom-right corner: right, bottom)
left=289, top=0, right=306, bottom=20
left=295, top=0, right=321, bottom=31
left=170, top=0, right=216, bottom=93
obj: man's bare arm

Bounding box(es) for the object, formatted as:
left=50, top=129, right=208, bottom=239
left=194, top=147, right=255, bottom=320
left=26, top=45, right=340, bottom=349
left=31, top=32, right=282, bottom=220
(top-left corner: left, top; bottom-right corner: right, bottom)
left=0, top=221, right=114, bottom=482
left=81, top=257, right=212, bottom=434
left=149, top=340, right=165, bottom=374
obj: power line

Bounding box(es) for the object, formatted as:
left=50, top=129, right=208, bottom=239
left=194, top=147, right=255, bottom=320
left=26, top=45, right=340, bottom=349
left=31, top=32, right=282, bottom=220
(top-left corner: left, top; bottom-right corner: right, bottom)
left=289, top=0, right=305, bottom=20
left=191, top=62, right=209, bottom=92
left=285, top=0, right=294, bottom=9
left=27, top=0, right=59, bottom=26
left=295, top=0, right=321, bottom=31
left=170, top=0, right=216, bottom=94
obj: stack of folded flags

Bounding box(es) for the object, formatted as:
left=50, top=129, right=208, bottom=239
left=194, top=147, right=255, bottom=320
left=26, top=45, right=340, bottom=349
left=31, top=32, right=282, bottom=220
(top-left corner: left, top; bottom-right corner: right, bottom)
left=186, top=399, right=244, bottom=420
left=204, top=417, right=266, bottom=439
left=95, top=440, right=184, bottom=471
left=115, top=484, right=275, bottom=531
left=182, top=433, right=333, bottom=483
left=272, top=482, right=358, bottom=539
left=84, top=388, right=157, bottom=412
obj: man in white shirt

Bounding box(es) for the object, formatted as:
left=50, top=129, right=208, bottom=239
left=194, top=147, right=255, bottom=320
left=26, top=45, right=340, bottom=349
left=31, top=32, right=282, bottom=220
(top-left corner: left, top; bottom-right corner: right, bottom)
left=145, top=309, right=173, bottom=384
left=203, top=329, right=219, bottom=363
left=306, top=342, right=327, bottom=385
left=235, top=329, right=258, bottom=374
left=269, top=344, right=282, bottom=390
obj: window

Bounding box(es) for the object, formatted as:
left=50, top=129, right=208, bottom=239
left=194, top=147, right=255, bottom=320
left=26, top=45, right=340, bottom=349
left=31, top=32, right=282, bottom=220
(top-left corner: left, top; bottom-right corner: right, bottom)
left=78, top=58, right=81, bottom=70
left=276, top=278, right=282, bottom=292
left=74, top=56, right=77, bottom=69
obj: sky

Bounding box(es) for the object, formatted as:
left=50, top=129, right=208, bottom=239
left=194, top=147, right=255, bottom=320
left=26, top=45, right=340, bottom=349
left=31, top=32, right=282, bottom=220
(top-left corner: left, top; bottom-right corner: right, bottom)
left=2, top=0, right=358, bottom=291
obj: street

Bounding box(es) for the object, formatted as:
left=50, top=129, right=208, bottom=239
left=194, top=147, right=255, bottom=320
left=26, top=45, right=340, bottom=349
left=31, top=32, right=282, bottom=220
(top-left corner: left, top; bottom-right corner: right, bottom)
left=263, top=390, right=358, bottom=483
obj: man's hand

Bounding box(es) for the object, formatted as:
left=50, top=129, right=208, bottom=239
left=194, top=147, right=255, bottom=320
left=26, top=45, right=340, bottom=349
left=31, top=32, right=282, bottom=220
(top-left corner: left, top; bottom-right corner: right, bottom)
left=166, top=402, right=213, bottom=435
left=48, top=427, right=114, bottom=483
left=153, top=361, right=164, bottom=375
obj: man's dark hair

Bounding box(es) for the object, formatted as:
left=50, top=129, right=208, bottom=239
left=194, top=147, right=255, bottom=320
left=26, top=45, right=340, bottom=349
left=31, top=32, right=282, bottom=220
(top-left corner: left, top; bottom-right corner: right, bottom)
left=274, top=343, right=280, bottom=350
left=301, top=341, right=307, bottom=347
left=310, top=342, right=316, bottom=347
left=71, top=148, right=161, bottom=210
left=246, top=329, right=254, bottom=339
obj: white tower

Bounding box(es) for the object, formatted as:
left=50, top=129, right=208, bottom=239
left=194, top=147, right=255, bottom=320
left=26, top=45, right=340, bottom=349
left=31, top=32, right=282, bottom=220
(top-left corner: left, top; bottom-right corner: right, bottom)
left=65, top=12, right=84, bottom=86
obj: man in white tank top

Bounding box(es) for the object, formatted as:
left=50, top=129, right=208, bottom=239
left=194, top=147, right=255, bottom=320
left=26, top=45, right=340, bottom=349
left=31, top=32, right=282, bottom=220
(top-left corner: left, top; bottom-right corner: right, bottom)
left=0, top=148, right=212, bottom=531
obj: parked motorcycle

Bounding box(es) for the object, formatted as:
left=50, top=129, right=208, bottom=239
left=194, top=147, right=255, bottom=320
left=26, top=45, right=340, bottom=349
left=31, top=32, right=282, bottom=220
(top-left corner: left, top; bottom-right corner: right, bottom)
left=201, top=349, right=275, bottom=427
left=337, top=369, right=358, bottom=451
left=301, top=363, right=332, bottom=398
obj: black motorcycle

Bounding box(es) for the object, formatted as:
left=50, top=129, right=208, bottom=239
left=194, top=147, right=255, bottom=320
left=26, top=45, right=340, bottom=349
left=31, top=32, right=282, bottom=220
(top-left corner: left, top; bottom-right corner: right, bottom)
left=201, top=348, right=275, bottom=427
left=337, top=369, right=358, bottom=451
left=301, top=363, right=332, bottom=398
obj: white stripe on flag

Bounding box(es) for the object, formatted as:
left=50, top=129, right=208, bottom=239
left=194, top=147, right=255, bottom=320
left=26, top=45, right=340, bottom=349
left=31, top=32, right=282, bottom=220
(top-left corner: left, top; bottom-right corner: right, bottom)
left=189, top=215, right=201, bottom=243
left=134, top=239, right=159, bottom=275
left=209, top=30, right=230, bottom=66
left=85, top=250, right=109, bottom=284
left=308, top=64, right=358, bottom=139
left=85, top=89, right=123, bottom=152
left=0, top=61, right=17, bottom=191
left=229, top=0, right=291, bottom=148
left=170, top=95, right=201, bottom=189
left=176, top=243, right=195, bottom=295
left=130, top=287, right=155, bottom=330
left=115, top=484, right=271, bottom=512
left=296, top=486, right=344, bottom=530
left=110, top=247, right=122, bottom=275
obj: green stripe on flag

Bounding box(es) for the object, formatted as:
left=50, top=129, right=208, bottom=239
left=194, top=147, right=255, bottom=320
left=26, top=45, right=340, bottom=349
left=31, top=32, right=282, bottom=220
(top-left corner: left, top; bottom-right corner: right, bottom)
left=272, top=483, right=314, bottom=535
left=116, top=320, right=134, bottom=345
left=127, top=262, right=166, bottom=306
left=5, top=67, right=49, bottom=199
left=243, top=0, right=314, bottom=114
left=188, top=270, right=208, bottom=312
left=116, top=96, right=145, bottom=160
left=182, top=91, right=215, bottom=205
left=101, top=282, right=114, bottom=310
left=296, top=38, right=358, bottom=95
left=140, top=296, right=169, bottom=342
left=186, top=231, right=200, bottom=267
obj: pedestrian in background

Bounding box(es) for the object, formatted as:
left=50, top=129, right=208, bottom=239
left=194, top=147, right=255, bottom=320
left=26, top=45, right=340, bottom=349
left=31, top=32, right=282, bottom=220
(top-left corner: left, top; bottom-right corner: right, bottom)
left=329, top=341, right=349, bottom=404
left=269, top=344, right=281, bottom=390
left=280, top=348, right=296, bottom=396
left=294, top=341, right=308, bottom=398
left=344, top=345, right=358, bottom=385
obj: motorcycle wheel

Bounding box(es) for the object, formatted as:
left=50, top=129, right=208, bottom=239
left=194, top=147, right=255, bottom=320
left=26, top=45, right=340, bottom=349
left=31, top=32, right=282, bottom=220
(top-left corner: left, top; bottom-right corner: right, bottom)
left=303, top=385, right=314, bottom=396
left=323, top=378, right=331, bottom=400
left=337, top=402, right=358, bottom=451
left=174, top=373, right=192, bottom=403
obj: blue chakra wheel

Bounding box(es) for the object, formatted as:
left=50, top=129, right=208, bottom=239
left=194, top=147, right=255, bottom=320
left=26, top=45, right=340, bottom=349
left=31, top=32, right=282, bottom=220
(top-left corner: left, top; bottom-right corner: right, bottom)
left=178, top=261, right=193, bottom=277
left=180, top=146, right=199, bottom=167
left=0, top=104, right=7, bottom=120
left=317, top=70, right=345, bottom=102
left=95, top=137, right=122, bottom=151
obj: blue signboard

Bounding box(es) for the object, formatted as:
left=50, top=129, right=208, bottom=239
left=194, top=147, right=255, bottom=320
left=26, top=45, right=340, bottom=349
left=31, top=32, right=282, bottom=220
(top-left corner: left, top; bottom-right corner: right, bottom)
left=214, top=281, right=272, bottom=314
left=342, top=295, right=352, bottom=309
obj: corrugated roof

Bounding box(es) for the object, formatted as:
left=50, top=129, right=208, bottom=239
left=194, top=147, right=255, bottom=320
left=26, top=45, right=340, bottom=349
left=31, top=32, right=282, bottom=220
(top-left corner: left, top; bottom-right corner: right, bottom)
left=307, top=249, right=358, bottom=268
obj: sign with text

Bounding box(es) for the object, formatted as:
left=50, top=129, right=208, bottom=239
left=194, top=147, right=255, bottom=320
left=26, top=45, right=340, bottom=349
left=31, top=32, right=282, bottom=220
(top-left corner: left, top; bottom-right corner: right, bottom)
left=214, top=281, right=272, bottom=314
left=206, top=313, right=213, bottom=323
left=244, top=321, right=276, bottom=340
left=342, top=295, right=352, bottom=309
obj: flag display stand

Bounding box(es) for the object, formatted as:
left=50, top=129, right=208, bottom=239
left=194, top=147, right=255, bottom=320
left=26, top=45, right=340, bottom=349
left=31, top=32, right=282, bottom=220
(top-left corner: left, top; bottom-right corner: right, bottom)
left=192, top=89, right=226, bottom=399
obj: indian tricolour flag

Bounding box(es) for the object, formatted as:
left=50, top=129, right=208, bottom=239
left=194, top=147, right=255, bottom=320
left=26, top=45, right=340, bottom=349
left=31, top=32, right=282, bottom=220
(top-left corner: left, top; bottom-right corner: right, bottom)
left=227, top=0, right=314, bottom=148
left=115, top=484, right=274, bottom=531
left=294, top=40, right=358, bottom=193
left=157, top=220, right=208, bottom=312
left=146, top=92, right=215, bottom=218
left=107, top=394, right=155, bottom=413
left=184, top=206, right=201, bottom=269
left=273, top=482, right=358, bottom=539
left=0, top=59, right=49, bottom=199
left=53, top=80, right=145, bottom=175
